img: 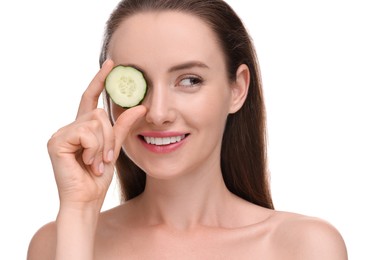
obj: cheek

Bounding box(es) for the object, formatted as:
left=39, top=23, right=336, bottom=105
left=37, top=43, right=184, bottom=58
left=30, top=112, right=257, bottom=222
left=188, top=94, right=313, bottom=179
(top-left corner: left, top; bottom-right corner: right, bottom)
left=186, top=87, right=231, bottom=130
left=199, top=85, right=231, bottom=115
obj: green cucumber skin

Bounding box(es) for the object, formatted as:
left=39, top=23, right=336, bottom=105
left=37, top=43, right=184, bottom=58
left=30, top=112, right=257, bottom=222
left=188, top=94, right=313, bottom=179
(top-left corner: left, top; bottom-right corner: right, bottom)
left=105, top=65, right=147, bottom=109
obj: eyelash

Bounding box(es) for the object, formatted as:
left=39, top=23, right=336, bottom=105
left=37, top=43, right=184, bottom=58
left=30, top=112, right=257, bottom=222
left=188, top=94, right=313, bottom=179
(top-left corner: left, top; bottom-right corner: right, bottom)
left=177, top=75, right=203, bottom=88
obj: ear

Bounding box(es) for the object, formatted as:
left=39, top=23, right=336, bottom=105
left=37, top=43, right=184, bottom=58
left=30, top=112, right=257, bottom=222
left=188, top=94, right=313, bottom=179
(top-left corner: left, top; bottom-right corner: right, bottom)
left=229, top=64, right=250, bottom=114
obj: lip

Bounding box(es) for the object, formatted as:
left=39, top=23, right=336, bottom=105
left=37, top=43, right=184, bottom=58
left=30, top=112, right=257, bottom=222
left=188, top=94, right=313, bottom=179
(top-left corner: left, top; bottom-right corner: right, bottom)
left=138, top=131, right=189, bottom=154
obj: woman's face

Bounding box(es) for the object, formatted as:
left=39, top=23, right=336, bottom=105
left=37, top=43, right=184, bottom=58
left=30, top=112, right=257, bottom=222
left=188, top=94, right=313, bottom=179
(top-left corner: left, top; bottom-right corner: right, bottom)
left=108, top=11, right=240, bottom=179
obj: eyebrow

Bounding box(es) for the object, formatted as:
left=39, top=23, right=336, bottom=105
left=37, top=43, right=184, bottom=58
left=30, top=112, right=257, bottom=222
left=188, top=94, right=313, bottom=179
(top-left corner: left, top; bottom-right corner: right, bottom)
left=168, top=61, right=210, bottom=72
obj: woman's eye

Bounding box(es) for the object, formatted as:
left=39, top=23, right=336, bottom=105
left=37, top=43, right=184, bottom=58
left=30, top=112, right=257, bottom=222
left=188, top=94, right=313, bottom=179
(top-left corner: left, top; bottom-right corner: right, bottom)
left=177, top=76, right=203, bottom=87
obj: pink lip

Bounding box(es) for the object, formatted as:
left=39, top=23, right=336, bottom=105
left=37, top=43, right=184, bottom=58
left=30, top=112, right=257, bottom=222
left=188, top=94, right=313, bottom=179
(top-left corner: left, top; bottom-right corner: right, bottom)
left=138, top=131, right=189, bottom=154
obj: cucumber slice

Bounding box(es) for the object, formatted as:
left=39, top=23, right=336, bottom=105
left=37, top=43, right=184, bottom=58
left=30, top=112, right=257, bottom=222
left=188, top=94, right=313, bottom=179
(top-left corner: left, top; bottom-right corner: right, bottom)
left=105, top=65, right=147, bottom=108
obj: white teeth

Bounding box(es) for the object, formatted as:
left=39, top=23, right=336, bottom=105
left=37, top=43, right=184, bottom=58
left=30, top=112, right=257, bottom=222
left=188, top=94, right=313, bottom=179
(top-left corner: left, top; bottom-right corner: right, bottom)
left=143, top=135, right=185, bottom=146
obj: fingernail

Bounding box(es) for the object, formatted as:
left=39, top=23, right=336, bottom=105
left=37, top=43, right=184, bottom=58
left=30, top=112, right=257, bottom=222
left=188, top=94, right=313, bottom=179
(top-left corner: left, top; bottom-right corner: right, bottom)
left=98, top=162, right=104, bottom=174
left=107, top=150, right=114, bottom=162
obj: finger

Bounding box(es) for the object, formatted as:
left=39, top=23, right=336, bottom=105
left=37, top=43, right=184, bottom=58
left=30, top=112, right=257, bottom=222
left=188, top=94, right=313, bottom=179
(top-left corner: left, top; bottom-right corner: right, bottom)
left=90, top=151, right=105, bottom=176
left=69, top=108, right=114, bottom=173
left=80, top=127, right=102, bottom=166
left=48, top=122, right=97, bottom=158
left=77, top=122, right=105, bottom=176
left=113, top=105, right=147, bottom=159
left=89, top=108, right=115, bottom=164
left=76, top=59, right=114, bottom=118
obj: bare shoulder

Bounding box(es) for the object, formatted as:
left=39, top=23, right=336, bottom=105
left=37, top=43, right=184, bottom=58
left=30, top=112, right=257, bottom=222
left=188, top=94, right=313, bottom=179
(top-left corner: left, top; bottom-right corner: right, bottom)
left=269, top=211, right=348, bottom=260
left=27, top=221, right=56, bottom=260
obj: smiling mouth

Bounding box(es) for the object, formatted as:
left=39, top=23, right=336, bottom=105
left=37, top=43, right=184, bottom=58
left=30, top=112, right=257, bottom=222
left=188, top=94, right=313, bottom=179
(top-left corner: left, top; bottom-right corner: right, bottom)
left=141, top=134, right=188, bottom=146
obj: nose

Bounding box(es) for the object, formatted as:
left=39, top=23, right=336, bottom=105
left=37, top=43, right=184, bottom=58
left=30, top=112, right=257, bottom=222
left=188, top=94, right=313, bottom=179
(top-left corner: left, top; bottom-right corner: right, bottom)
left=144, top=83, right=176, bottom=126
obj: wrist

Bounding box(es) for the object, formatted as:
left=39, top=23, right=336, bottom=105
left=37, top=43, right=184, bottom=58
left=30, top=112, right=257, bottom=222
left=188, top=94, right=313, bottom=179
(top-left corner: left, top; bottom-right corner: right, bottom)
left=57, top=205, right=100, bottom=225
left=59, top=199, right=103, bottom=213
left=55, top=206, right=100, bottom=260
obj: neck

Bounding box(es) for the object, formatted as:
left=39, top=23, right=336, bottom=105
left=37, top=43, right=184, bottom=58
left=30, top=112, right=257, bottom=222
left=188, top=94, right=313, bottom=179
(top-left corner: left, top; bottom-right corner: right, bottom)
left=137, top=164, right=234, bottom=230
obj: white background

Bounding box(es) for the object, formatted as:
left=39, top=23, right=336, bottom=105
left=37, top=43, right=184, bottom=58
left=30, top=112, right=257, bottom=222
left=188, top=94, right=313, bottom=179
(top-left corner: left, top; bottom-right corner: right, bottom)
left=0, top=0, right=379, bottom=259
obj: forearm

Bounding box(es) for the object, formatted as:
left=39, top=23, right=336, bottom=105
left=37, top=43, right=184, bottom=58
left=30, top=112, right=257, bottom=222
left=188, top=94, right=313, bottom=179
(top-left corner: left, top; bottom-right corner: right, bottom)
left=55, top=206, right=99, bottom=260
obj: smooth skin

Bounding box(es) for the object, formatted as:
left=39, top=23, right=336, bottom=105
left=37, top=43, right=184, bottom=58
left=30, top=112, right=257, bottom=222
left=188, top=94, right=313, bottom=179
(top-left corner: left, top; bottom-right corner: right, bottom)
left=28, top=11, right=347, bottom=260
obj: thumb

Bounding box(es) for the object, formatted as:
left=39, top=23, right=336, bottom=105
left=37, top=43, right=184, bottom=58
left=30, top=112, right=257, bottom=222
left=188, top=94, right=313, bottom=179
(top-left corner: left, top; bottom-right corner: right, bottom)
left=113, top=105, right=147, bottom=160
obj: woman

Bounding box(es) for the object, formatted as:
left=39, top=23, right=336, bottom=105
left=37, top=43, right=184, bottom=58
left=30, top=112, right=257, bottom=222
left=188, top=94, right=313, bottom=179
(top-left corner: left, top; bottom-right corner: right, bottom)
left=28, top=0, right=347, bottom=259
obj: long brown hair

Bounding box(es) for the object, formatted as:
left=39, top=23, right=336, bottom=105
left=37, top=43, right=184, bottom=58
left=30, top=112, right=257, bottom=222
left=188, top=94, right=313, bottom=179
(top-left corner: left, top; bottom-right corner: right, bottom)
left=100, top=0, right=274, bottom=209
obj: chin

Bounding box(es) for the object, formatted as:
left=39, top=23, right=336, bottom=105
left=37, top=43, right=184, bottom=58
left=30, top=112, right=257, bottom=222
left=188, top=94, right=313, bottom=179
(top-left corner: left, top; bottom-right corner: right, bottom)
left=142, top=164, right=189, bottom=181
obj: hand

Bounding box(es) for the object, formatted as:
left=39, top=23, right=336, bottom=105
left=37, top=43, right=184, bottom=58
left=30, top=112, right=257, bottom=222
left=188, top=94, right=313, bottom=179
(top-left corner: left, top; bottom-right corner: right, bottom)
left=47, top=59, right=146, bottom=211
